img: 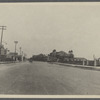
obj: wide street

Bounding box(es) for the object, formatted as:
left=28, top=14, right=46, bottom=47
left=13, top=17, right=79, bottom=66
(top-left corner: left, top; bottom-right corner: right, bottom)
left=0, top=61, right=100, bottom=95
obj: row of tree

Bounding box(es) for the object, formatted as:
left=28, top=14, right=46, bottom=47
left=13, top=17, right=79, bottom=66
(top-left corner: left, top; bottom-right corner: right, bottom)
left=31, top=54, right=47, bottom=61
left=29, top=49, right=74, bottom=62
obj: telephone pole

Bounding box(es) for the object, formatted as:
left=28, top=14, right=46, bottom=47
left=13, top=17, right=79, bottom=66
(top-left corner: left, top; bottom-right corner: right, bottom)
left=0, top=26, right=6, bottom=56
left=0, top=26, right=6, bottom=45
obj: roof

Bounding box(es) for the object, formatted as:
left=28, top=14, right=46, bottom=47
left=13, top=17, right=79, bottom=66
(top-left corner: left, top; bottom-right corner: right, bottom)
left=56, top=51, right=68, bottom=56
left=9, top=52, right=18, bottom=56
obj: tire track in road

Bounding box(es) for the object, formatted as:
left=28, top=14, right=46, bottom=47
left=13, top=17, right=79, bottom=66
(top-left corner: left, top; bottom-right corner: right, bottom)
left=4, top=66, right=27, bottom=94
left=4, top=62, right=46, bottom=94
left=27, top=63, right=49, bottom=95
left=0, top=63, right=26, bottom=94
left=3, top=63, right=29, bottom=94
left=32, top=62, right=78, bottom=95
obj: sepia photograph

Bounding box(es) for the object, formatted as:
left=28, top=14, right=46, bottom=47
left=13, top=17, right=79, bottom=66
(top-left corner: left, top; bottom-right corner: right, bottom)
left=0, top=2, right=100, bottom=96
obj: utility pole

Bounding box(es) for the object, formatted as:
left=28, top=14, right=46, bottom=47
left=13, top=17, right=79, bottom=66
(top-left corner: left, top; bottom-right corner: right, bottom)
left=0, top=26, right=6, bottom=45
left=0, top=26, right=6, bottom=57
left=14, top=41, right=18, bottom=61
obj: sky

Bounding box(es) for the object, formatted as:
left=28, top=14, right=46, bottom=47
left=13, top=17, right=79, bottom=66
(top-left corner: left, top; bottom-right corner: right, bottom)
left=0, top=3, right=100, bottom=59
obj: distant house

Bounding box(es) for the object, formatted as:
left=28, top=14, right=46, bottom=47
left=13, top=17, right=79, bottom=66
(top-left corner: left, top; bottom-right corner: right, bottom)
left=56, top=51, right=68, bottom=62
left=95, top=58, right=100, bottom=66
left=56, top=51, right=68, bottom=57
left=6, top=52, right=18, bottom=61
left=48, top=50, right=68, bottom=62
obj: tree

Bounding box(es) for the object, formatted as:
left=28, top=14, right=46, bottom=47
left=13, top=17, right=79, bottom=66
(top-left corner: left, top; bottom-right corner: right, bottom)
left=68, top=50, right=74, bottom=58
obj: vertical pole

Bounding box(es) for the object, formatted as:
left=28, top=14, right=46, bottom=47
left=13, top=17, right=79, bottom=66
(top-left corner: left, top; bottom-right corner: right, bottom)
left=87, top=60, right=88, bottom=66
left=0, top=26, right=6, bottom=61
left=0, top=27, right=3, bottom=57
left=15, top=43, right=16, bottom=54
left=83, top=59, right=85, bottom=66
left=22, top=51, right=23, bottom=61
left=19, top=47, right=22, bottom=61
left=19, top=47, right=21, bottom=55
left=93, top=55, right=96, bottom=67
left=15, top=43, right=16, bottom=61
left=14, top=41, right=18, bottom=61
left=1, top=27, right=3, bottom=45
left=0, top=26, right=6, bottom=45
left=94, top=59, right=96, bottom=66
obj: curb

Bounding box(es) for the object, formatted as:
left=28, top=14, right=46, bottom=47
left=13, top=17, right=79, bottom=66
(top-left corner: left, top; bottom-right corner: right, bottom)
left=53, top=62, right=100, bottom=71
left=0, top=61, right=19, bottom=64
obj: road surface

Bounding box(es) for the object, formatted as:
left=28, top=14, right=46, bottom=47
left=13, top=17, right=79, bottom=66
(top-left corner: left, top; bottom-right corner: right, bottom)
left=0, top=61, right=100, bottom=95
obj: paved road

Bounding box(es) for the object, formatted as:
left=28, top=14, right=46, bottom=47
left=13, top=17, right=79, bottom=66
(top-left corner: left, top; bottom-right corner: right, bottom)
left=0, top=61, right=100, bottom=95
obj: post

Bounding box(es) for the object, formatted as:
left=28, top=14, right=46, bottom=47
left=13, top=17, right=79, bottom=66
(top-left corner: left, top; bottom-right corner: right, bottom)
left=83, top=59, right=85, bottom=66
left=93, top=55, right=96, bottom=67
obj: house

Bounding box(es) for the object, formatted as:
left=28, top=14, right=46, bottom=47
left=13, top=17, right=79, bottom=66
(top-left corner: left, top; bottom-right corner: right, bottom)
left=0, top=44, right=7, bottom=61
left=6, top=52, right=18, bottom=61
left=56, top=51, right=68, bottom=57
left=0, top=44, right=7, bottom=55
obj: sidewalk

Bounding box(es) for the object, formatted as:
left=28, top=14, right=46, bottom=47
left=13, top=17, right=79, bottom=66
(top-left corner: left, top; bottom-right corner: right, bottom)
left=53, top=62, right=100, bottom=71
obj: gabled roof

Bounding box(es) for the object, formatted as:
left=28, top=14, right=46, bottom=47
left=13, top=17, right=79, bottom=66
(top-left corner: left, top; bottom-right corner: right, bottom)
left=56, top=51, right=68, bottom=56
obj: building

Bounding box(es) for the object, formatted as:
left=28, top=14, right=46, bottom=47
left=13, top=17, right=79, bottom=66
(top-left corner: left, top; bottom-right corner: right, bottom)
left=0, top=44, right=7, bottom=61
left=6, top=52, right=18, bottom=61
left=48, top=50, right=74, bottom=62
